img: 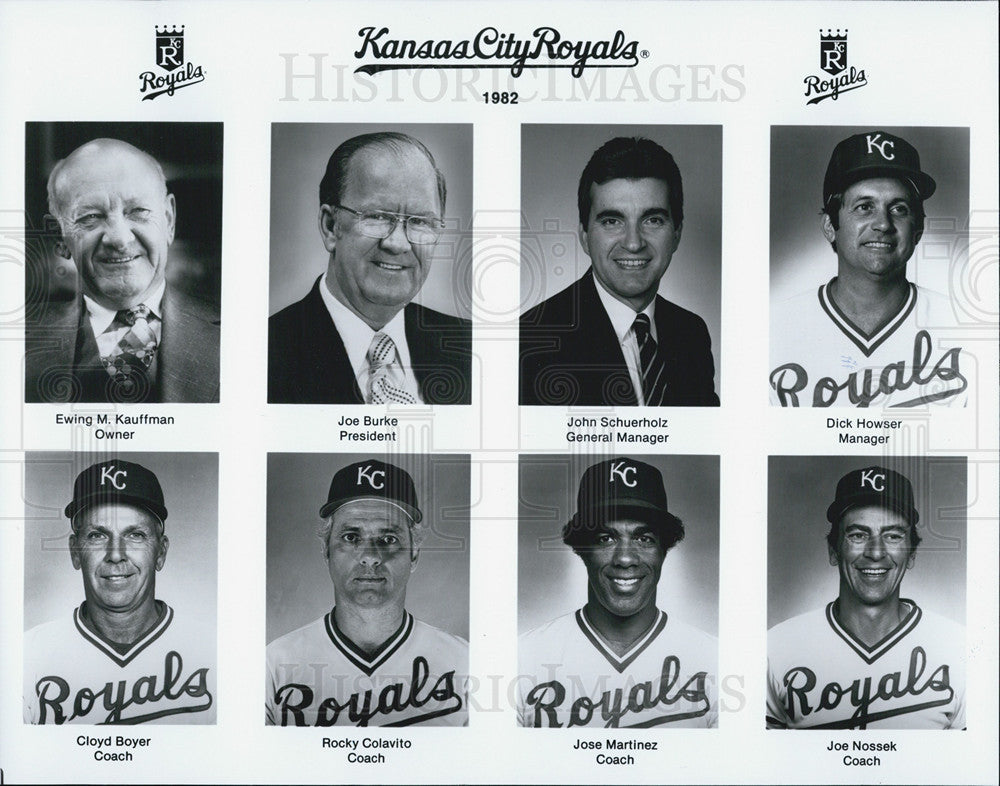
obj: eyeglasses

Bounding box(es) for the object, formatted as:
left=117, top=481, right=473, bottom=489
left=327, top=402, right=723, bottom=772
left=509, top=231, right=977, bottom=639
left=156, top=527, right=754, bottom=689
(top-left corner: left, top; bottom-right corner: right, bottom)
left=334, top=205, right=444, bottom=245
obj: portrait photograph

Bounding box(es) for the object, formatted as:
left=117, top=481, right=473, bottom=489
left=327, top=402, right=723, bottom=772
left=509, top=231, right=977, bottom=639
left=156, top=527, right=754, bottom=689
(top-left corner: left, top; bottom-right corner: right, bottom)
left=23, top=451, right=219, bottom=725
left=766, top=455, right=966, bottom=730
left=768, top=126, right=971, bottom=408
left=267, top=124, right=473, bottom=405
left=517, top=453, right=719, bottom=728
left=519, top=124, right=722, bottom=407
left=23, top=121, right=223, bottom=404
left=265, top=452, right=470, bottom=726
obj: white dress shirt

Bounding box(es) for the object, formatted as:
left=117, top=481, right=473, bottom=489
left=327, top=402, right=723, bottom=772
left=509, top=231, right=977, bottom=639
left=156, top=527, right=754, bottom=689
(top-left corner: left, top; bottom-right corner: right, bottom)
left=84, top=279, right=166, bottom=359
left=318, top=273, right=424, bottom=403
left=592, top=276, right=657, bottom=406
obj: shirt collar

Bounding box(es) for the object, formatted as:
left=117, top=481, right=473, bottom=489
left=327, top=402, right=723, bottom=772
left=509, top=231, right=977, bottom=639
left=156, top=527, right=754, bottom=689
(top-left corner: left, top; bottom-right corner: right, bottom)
left=592, top=273, right=657, bottom=343
left=319, top=273, right=412, bottom=374
left=82, top=279, right=166, bottom=335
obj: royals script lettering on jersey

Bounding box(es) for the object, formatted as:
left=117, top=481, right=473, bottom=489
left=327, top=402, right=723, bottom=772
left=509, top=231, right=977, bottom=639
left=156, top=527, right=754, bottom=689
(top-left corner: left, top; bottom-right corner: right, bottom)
left=517, top=609, right=718, bottom=728
left=766, top=601, right=965, bottom=729
left=24, top=603, right=216, bottom=724
left=770, top=282, right=968, bottom=408
left=265, top=610, right=468, bottom=726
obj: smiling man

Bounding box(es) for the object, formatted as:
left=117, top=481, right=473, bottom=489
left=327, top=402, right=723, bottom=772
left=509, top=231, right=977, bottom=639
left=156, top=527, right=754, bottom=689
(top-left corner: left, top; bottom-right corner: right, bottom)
left=268, top=132, right=472, bottom=404
left=265, top=459, right=468, bottom=726
left=770, top=130, right=967, bottom=407
left=23, top=459, right=216, bottom=724
left=520, top=136, right=718, bottom=406
left=766, top=465, right=966, bottom=730
left=25, top=138, right=220, bottom=403
left=517, top=457, right=717, bottom=728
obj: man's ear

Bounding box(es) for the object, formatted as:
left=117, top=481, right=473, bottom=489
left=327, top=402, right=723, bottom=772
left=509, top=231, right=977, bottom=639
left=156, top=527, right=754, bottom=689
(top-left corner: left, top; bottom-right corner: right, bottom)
left=906, top=550, right=916, bottom=570
left=821, top=212, right=837, bottom=246
left=828, top=546, right=840, bottom=567
left=155, top=535, right=170, bottom=571
left=578, top=224, right=591, bottom=259
left=410, top=547, right=420, bottom=573
left=319, top=205, right=339, bottom=253
left=69, top=532, right=81, bottom=570
left=164, top=193, right=176, bottom=245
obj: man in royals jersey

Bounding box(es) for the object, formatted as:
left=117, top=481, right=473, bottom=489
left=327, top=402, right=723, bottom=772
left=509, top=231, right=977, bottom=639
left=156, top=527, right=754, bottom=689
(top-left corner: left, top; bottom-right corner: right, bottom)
left=517, top=457, right=717, bottom=728
left=770, top=130, right=967, bottom=408
left=766, top=465, right=965, bottom=729
left=23, top=459, right=216, bottom=724
left=266, top=459, right=468, bottom=726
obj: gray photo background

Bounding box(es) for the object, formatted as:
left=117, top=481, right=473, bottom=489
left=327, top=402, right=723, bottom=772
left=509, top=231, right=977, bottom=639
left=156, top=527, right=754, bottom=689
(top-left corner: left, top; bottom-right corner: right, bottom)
left=769, top=125, right=970, bottom=301
left=520, top=124, right=723, bottom=390
left=518, top=453, right=719, bottom=634
left=23, top=452, right=219, bottom=632
left=268, top=123, right=473, bottom=319
left=767, top=454, right=967, bottom=628
left=266, top=452, right=470, bottom=642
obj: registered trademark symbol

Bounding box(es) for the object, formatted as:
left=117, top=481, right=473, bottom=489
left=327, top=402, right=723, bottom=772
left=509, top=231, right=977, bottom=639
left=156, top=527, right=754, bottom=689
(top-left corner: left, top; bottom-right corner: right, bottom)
left=640, top=49, right=650, bottom=58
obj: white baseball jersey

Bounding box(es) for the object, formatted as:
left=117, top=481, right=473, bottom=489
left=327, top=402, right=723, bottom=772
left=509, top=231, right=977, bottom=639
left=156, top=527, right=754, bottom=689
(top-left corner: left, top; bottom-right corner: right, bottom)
left=24, top=602, right=216, bottom=725
left=517, top=609, right=718, bottom=729
left=770, top=281, right=968, bottom=408
left=266, top=609, right=468, bottom=727
left=766, top=600, right=965, bottom=730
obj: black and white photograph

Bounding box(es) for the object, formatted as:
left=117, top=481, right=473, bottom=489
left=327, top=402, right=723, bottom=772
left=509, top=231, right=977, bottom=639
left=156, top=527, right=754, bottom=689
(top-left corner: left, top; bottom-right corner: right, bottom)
left=766, top=455, right=966, bottom=730
left=265, top=452, right=470, bottom=726
left=23, top=121, right=223, bottom=404
left=517, top=454, right=720, bottom=728
left=22, top=451, right=218, bottom=725
left=518, top=124, right=722, bottom=407
left=768, top=126, right=971, bottom=408
left=267, top=123, right=473, bottom=405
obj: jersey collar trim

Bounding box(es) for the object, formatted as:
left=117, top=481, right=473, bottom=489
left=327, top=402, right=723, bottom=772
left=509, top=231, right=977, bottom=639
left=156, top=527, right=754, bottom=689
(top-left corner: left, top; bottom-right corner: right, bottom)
left=575, top=608, right=667, bottom=674
left=325, top=608, right=414, bottom=677
left=818, top=280, right=917, bottom=358
left=73, top=601, right=173, bottom=668
left=826, top=598, right=921, bottom=664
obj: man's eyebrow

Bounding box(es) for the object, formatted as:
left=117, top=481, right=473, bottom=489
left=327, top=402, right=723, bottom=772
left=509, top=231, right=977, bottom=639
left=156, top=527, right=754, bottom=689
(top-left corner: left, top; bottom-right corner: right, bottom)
left=641, top=207, right=670, bottom=218
left=594, top=209, right=625, bottom=219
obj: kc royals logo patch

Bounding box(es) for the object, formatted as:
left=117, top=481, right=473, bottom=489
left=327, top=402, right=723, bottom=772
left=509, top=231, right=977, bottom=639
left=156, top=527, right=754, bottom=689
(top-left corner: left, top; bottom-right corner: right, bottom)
left=139, top=24, right=206, bottom=101
left=803, top=29, right=869, bottom=105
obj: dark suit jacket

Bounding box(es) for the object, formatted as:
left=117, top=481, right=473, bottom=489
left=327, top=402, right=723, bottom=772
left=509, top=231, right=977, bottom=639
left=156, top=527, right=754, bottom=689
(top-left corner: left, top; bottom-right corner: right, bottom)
left=519, top=270, right=719, bottom=406
left=268, top=278, right=472, bottom=404
left=24, top=287, right=220, bottom=403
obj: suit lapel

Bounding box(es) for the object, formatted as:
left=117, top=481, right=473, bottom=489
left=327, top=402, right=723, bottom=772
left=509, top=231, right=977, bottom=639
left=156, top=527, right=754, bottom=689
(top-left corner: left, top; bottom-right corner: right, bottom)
left=159, top=288, right=219, bottom=402
left=303, top=281, right=364, bottom=404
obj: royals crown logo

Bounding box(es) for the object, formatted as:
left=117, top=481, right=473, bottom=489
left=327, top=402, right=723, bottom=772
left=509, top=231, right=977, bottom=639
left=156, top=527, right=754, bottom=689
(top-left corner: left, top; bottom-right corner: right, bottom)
left=155, top=25, right=185, bottom=71
left=819, top=28, right=848, bottom=76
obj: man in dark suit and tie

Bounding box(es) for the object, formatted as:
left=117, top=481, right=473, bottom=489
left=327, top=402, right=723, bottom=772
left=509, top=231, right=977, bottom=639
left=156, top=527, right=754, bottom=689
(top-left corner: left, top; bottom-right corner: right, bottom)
left=25, top=138, right=220, bottom=404
left=268, top=132, right=472, bottom=405
left=520, top=137, right=718, bottom=407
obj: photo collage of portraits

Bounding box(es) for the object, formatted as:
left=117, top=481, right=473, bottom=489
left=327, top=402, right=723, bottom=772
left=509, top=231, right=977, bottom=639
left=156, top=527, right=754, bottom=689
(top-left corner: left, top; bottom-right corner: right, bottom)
left=2, top=3, right=997, bottom=784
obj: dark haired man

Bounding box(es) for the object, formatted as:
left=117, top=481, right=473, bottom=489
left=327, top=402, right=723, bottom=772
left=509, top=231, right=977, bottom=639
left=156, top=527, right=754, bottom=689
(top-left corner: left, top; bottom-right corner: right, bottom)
left=517, top=457, right=717, bottom=728
left=766, top=465, right=965, bottom=729
left=520, top=136, right=718, bottom=406
left=269, top=131, right=471, bottom=404
left=770, top=130, right=967, bottom=407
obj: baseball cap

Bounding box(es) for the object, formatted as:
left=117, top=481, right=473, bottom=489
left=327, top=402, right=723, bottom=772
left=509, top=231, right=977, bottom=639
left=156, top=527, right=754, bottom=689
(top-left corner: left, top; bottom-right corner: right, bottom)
left=823, top=130, right=936, bottom=204
left=563, top=457, right=672, bottom=542
left=319, top=459, right=422, bottom=523
left=64, top=460, right=168, bottom=524
left=826, top=465, right=919, bottom=525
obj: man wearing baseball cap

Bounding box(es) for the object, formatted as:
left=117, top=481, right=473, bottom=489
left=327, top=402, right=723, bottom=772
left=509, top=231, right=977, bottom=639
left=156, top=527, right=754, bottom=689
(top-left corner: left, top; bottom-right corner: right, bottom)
left=265, top=458, right=468, bottom=726
left=766, top=464, right=966, bottom=729
left=24, top=459, right=216, bottom=724
left=517, top=456, right=718, bottom=728
left=770, top=129, right=968, bottom=407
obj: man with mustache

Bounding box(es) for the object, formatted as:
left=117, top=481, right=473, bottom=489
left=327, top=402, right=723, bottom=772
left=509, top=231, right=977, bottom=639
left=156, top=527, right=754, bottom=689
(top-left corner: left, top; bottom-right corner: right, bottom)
left=25, top=137, right=220, bottom=403
left=23, top=459, right=216, bottom=724
left=265, top=459, right=468, bottom=726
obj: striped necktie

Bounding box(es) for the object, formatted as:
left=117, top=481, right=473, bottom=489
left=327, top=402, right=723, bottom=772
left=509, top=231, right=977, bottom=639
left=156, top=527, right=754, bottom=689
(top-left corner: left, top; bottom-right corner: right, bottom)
left=633, top=313, right=667, bottom=406
left=367, top=332, right=417, bottom=405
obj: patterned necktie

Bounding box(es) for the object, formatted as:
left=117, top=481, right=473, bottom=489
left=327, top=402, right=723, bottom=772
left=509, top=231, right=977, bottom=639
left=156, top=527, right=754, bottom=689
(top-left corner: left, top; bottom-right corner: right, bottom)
left=102, top=304, right=159, bottom=378
left=633, top=313, right=667, bottom=406
left=367, top=332, right=417, bottom=405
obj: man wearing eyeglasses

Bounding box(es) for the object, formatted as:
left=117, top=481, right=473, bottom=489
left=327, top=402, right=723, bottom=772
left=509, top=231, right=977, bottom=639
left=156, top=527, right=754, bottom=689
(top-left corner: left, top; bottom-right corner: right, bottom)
left=519, top=136, right=718, bottom=406
left=269, top=131, right=472, bottom=404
